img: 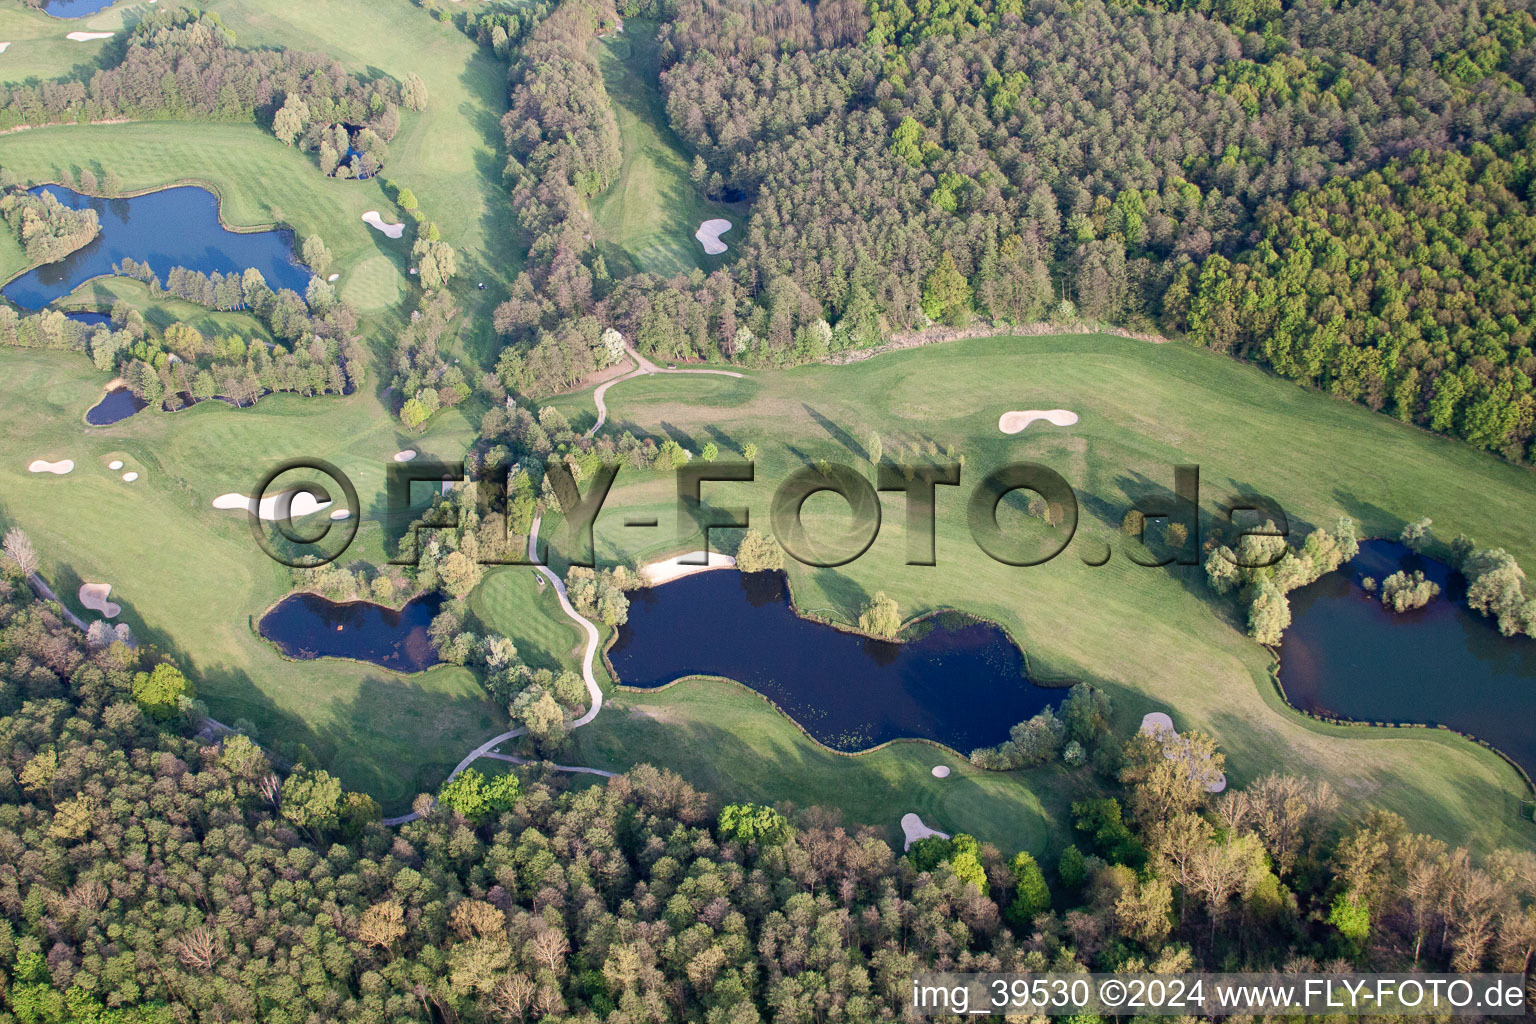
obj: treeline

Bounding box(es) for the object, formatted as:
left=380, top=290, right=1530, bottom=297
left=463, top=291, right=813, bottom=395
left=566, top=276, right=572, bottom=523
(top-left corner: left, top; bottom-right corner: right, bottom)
left=0, top=9, right=403, bottom=176
left=500, top=0, right=622, bottom=326
left=0, top=261, right=365, bottom=410
left=494, top=0, right=1536, bottom=464
left=2, top=551, right=1534, bottom=1023
left=0, top=188, right=99, bottom=265
left=1165, top=140, right=1536, bottom=461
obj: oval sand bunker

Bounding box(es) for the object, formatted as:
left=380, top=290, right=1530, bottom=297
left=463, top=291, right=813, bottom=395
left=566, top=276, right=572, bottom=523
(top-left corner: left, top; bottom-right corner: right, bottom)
left=78, top=583, right=120, bottom=618
left=695, top=219, right=732, bottom=255
left=29, top=459, right=74, bottom=474
left=999, top=409, right=1079, bottom=434
left=931, top=765, right=951, bottom=778
left=362, top=211, right=405, bottom=239
left=121, top=472, right=138, bottom=482
left=108, top=460, right=123, bottom=470
left=394, top=449, right=417, bottom=462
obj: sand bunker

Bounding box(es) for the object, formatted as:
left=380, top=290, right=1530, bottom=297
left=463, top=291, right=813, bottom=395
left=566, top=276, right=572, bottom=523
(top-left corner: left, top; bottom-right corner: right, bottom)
left=362, top=211, right=404, bottom=238
left=327, top=273, right=339, bottom=282
left=931, top=765, right=951, bottom=778
left=121, top=472, right=138, bottom=482
left=694, top=219, right=732, bottom=255
left=643, top=550, right=736, bottom=586
left=212, top=490, right=332, bottom=520
left=393, top=449, right=417, bottom=462
left=66, top=32, right=114, bottom=41
left=0, top=43, right=11, bottom=55
left=998, top=409, right=1079, bottom=434
left=900, top=812, right=950, bottom=851
left=1140, top=711, right=1227, bottom=793
left=108, top=460, right=123, bottom=470
left=330, top=508, right=351, bottom=520
left=78, top=583, right=120, bottom=618
left=28, top=459, right=74, bottom=474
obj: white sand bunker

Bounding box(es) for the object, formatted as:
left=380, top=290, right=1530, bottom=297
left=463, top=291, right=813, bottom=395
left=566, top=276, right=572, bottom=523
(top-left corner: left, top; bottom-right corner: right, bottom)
left=29, top=459, right=74, bottom=474
left=66, top=32, right=114, bottom=41
left=1140, top=711, right=1227, bottom=793
left=327, top=273, right=339, bottom=282
left=121, top=472, right=138, bottom=482
left=108, top=460, right=123, bottom=470
left=393, top=449, right=417, bottom=462
left=695, top=219, right=732, bottom=255
left=212, top=490, right=332, bottom=520
left=644, top=550, right=736, bottom=586
left=0, top=43, right=11, bottom=55
left=362, top=211, right=404, bottom=238
left=330, top=508, right=352, bottom=520
left=900, top=812, right=950, bottom=851
left=931, top=765, right=951, bottom=778
left=78, top=583, right=120, bottom=618
left=999, top=409, right=1079, bottom=434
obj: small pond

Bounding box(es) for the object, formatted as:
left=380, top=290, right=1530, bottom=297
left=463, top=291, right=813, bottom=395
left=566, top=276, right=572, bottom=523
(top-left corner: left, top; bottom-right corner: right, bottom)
left=1, top=184, right=309, bottom=310
left=37, top=0, right=118, bottom=17
left=65, top=310, right=113, bottom=328
left=607, top=570, right=1058, bottom=752
left=1282, top=540, right=1536, bottom=778
left=85, top=386, right=147, bottom=426
left=259, top=592, right=444, bottom=672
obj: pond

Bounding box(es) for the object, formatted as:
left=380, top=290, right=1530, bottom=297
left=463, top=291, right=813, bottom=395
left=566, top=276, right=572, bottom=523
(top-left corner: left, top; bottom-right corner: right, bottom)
left=1282, top=540, right=1536, bottom=778
left=65, top=310, right=112, bottom=328
left=258, top=592, right=444, bottom=672
left=607, top=570, right=1059, bottom=752
left=37, top=0, right=118, bottom=17
left=1, top=184, right=309, bottom=310
left=85, top=386, right=147, bottom=426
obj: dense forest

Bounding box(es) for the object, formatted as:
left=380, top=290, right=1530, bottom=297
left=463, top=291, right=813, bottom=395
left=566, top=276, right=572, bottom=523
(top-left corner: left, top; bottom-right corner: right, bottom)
left=465, top=0, right=1536, bottom=462
left=0, top=550, right=1533, bottom=1022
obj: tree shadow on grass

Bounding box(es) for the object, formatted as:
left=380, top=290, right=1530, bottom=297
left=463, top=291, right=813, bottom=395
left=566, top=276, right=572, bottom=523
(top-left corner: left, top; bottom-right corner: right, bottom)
left=803, top=404, right=866, bottom=460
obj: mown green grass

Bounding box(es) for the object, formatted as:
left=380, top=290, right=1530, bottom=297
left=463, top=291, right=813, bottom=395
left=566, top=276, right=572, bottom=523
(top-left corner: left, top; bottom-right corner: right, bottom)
left=0, top=1, right=140, bottom=87
left=0, top=347, right=495, bottom=813
left=543, top=332, right=1536, bottom=852
left=340, top=255, right=402, bottom=313
left=589, top=23, right=737, bottom=278
left=58, top=277, right=277, bottom=343
left=468, top=565, right=585, bottom=674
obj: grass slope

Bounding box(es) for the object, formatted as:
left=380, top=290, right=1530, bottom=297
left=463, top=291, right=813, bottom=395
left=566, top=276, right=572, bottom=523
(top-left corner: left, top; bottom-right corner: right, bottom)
left=590, top=24, right=735, bottom=278
left=0, top=1, right=140, bottom=87
left=543, top=332, right=1536, bottom=852
left=0, top=348, right=496, bottom=813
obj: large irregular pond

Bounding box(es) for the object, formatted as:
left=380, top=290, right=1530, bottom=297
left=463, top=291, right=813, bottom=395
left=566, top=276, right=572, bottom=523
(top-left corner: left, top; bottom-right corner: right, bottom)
left=85, top=386, right=146, bottom=426
left=259, top=592, right=444, bottom=673
left=607, top=570, right=1058, bottom=752
left=1282, top=540, right=1536, bottom=778
left=1, top=184, right=309, bottom=310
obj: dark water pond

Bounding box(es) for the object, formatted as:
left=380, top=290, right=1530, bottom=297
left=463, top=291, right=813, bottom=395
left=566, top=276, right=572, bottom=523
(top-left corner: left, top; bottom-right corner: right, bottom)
left=259, top=592, right=444, bottom=672
left=65, top=310, right=112, bottom=327
left=607, top=570, right=1058, bottom=752
left=85, top=386, right=146, bottom=426
left=38, top=0, right=118, bottom=17
left=1, top=184, right=308, bottom=310
left=1282, top=540, right=1536, bottom=777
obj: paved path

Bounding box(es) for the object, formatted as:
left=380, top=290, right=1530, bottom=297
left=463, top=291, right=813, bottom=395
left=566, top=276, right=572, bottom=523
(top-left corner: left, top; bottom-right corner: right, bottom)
left=383, top=515, right=607, bottom=825
left=28, top=574, right=91, bottom=632
left=587, top=345, right=744, bottom=438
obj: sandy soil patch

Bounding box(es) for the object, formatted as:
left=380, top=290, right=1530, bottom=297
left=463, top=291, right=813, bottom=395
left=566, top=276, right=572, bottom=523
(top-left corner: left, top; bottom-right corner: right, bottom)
left=361, top=211, right=404, bottom=238
left=212, top=490, right=332, bottom=519
left=694, top=218, right=732, bottom=255
left=28, top=459, right=73, bottom=474
left=931, top=765, right=951, bottom=778
left=900, top=812, right=950, bottom=851
left=999, top=409, right=1079, bottom=434
left=643, top=550, right=736, bottom=586
left=121, top=472, right=138, bottom=482
left=393, top=449, right=417, bottom=462
left=66, top=32, right=114, bottom=41
left=108, top=460, right=123, bottom=470
left=78, top=583, right=120, bottom=618
left=1140, top=711, right=1227, bottom=793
